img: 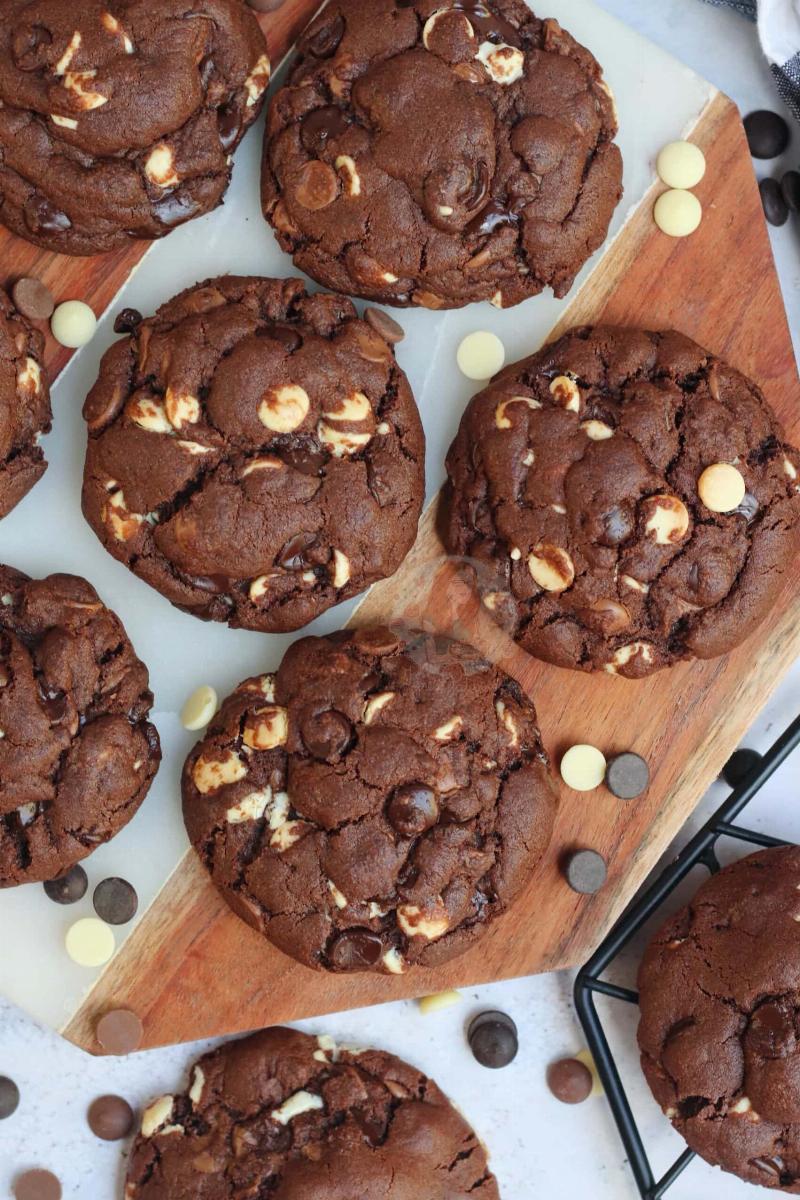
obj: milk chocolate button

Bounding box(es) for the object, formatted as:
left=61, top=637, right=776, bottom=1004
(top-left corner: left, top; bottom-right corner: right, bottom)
left=697, top=462, right=746, bottom=512
left=468, top=1011, right=518, bottom=1068
left=301, top=710, right=353, bottom=760
left=88, top=1094, right=135, bottom=1141
left=328, top=928, right=384, bottom=971
left=13, top=1170, right=61, bottom=1200
left=547, top=1057, right=593, bottom=1104
left=606, top=752, right=650, bottom=800
left=12, top=278, right=54, bottom=321
left=294, top=160, right=339, bottom=210
left=386, top=783, right=439, bottom=836
left=364, top=307, right=405, bottom=344
left=96, top=1009, right=143, bottom=1055
left=744, top=109, right=790, bottom=159
left=721, top=746, right=762, bottom=787
left=0, top=1076, right=20, bottom=1119
left=43, top=865, right=87, bottom=905
left=564, top=849, right=607, bottom=895
left=93, top=878, right=138, bottom=925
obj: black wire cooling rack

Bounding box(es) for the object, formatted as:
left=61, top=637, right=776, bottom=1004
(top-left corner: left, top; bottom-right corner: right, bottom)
left=574, top=711, right=800, bottom=1200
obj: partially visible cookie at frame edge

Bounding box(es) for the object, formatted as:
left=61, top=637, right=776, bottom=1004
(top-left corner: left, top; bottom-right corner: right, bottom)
left=261, top=0, right=623, bottom=309
left=444, top=325, right=800, bottom=677
left=0, top=0, right=270, bottom=256
left=126, top=1026, right=500, bottom=1200
left=0, top=565, right=161, bottom=887
left=637, top=846, right=800, bottom=1192
left=81, top=276, right=425, bottom=633
left=181, top=627, right=557, bottom=974
left=0, top=287, right=51, bottom=519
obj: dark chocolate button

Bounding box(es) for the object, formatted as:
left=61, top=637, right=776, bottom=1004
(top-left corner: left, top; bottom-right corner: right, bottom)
left=93, top=878, right=138, bottom=925
left=87, top=1094, right=135, bottom=1141
left=468, top=1011, right=518, bottom=1068
left=13, top=1169, right=62, bottom=1200
left=759, top=177, right=789, bottom=226
left=0, top=1076, right=20, bottom=1119
left=43, top=865, right=88, bottom=905
left=546, top=1057, right=593, bottom=1104
left=301, top=106, right=350, bottom=155
left=782, top=169, right=800, bottom=212
left=113, top=308, right=143, bottom=335
left=564, top=849, right=607, bottom=895
left=605, top=752, right=649, bottom=800
left=721, top=747, right=762, bottom=788
left=744, top=110, right=791, bottom=159
left=364, top=307, right=405, bottom=345
left=12, top=278, right=54, bottom=321
left=95, top=1009, right=144, bottom=1055
left=300, top=709, right=353, bottom=760
left=386, top=783, right=439, bottom=837
left=328, top=928, right=383, bottom=971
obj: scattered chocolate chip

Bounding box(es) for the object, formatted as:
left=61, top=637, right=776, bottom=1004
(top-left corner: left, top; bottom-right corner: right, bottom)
left=759, top=177, right=789, bottom=226
left=300, top=709, right=353, bottom=761
left=11, top=278, right=54, bottom=322
left=328, top=928, right=384, bottom=971
left=0, top=1076, right=20, bottom=1119
left=301, top=106, right=350, bottom=155
left=546, top=1057, right=593, bottom=1104
left=605, top=751, right=650, bottom=800
left=87, top=1094, right=135, bottom=1141
left=113, top=308, right=143, bottom=335
left=781, top=169, right=800, bottom=212
left=468, top=1011, right=518, bottom=1069
left=13, top=1169, right=61, bottom=1200
left=745, top=110, right=791, bottom=159
left=95, top=1008, right=144, bottom=1056
left=364, top=307, right=405, bottom=345
left=43, top=865, right=88, bottom=905
left=93, top=877, right=138, bottom=925
left=721, top=747, right=762, bottom=788
left=564, top=849, right=607, bottom=895
left=386, top=783, right=439, bottom=837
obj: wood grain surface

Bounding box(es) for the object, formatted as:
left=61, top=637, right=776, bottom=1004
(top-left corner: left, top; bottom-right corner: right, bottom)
left=57, top=90, right=800, bottom=1053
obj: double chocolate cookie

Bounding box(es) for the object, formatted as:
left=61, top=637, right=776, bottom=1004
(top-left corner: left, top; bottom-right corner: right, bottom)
left=0, top=0, right=269, bottom=255
left=262, top=0, right=623, bottom=309
left=638, top=846, right=800, bottom=1192
left=182, top=627, right=556, bottom=974
left=0, top=287, right=51, bottom=520
left=0, top=565, right=160, bottom=887
left=445, top=325, right=800, bottom=677
left=82, top=277, right=425, bottom=633
left=126, top=1027, right=499, bottom=1199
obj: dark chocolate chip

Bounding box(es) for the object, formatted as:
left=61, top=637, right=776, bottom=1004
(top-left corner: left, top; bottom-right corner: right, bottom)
left=759, top=177, right=789, bottom=226
left=328, top=928, right=383, bottom=971
left=93, top=877, right=138, bottom=925
left=13, top=1169, right=62, bottom=1200
left=303, top=12, right=345, bottom=58
left=721, top=747, right=762, bottom=788
left=364, top=307, right=405, bottom=345
left=564, top=849, right=607, bottom=895
left=546, top=1057, right=593, bottom=1104
left=0, top=1076, right=20, bottom=1119
left=301, top=106, right=350, bottom=155
left=300, top=709, right=353, bottom=760
left=43, top=865, right=88, bottom=905
left=87, top=1094, right=135, bottom=1141
left=781, top=169, right=800, bottom=212
left=468, top=1011, right=518, bottom=1068
left=605, top=752, right=650, bottom=800
left=12, top=277, right=54, bottom=321
left=745, top=110, right=791, bottom=159
left=386, top=783, right=439, bottom=837
left=95, top=1009, right=144, bottom=1055
left=277, top=531, right=320, bottom=571
left=113, top=308, right=143, bottom=335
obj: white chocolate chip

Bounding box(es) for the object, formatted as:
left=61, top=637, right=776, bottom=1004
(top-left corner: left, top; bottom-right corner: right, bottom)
left=549, top=374, right=581, bottom=413
left=551, top=503, right=566, bottom=514
left=482, top=591, right=507, bottom=612
left=17, top=357, right=41, bottom=395
left=144, top=143, right=179, bottom=189
left=242, top=456, right=283, bottom=477
left=64, top=69, right=107, bottom=109
left=101, top=12, right=134, bottom=53
left=327, top=879, right=348, bottom=909
left=226, top=788, right=272, bottom=825
left=270, top=819, right=308, bottom=852
left=363, top=692, right=395, bottom=724
left=51, top=300, right=97, bottom=349
left=457, top=331, right=505, bottom=381
left=476, top=41, right=525, bottom=84
left=495, top=699, right=520, bottom=748
left=103, top=489, right=144, bottom=542
left=181, top=685, right=218, bottom=731
left=335, top=155, right=362, bottom=197
left=178, top=440, right=212, bottom=456
left=323, top=391, right=372, bottom=423
left=510, top=547, right=522, bottom=560
left=654, top=189, right=702, bottom=237
left=382, top=947, right=407, bottom=974
left=621, top=575, right=649, bottom=594
left=697, top=462, right=746, bottom=513
left=331, top=549, right=350, bottom=589
left=245, top=53, right=271, bottom=107
left=433, top=715, right=463, bottom=742
left=368, top=901, right=388, bottom=918
left=249, top=575, right=276, bottom=602
left=243, top=705, right=288, bottom=750
left=271, top=1091, right=323, bottom=1125
left=51, top=113, right=78, bottom=129
left=418, top=990, right=462, bottom=1015
left=141, top=1096, right=176, bottom=1138
left=164, top=387, right=200, bottom=431
left=523, top=449, right=535, bottom=466
left=604, top=641, right=655, bottom=674
left=54, top=31, right=81, bottom=76
left=560, top=744, right=607, bottom=792
left=731, top=1096, right=752, bottom=1114
left=127, top=394, right=172, bottom=434
left=490, top=290, right=504, bottom=309
left=192, top=750, right=247, bottom=794
left=494, top=395, right=541, bottom=429
left=423, top=8, right=474, bottom=48
left=17, top=802, right=37, bottom=826
left=396, top=898, right=450, bottom=942
left=438, top=204, right=454, bottom=217
left=65, top=917, right=115, bottom=967
left=189, top=1067, right=205, bottom=1107
left=527, top=544, right=575, bottom=592
left=317, top=421, right=372, bottom=457
left=656, top=141, right=706, bottom=190
left=643, top=495, right=690, bottom=544
left=785, top=457, right=798, bottom=481
left=376, top=421, right=391, bottom=435
left=314, top=1034, right=338, bottom=1063
left=258, top=384, right=310, bottom=433
left=580, top=419, right=613, bottom=440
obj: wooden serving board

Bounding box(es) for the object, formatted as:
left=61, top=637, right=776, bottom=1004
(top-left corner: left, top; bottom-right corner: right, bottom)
left=51, top=88, right=800, bottom=1052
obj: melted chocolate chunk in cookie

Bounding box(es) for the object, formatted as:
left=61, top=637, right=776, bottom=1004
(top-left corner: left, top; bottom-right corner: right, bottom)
left=262, top=0, right=623, bottom=309
left=182, top=628, right=556, bottom=973
left=82, top=276, right=425, bottom=633
left=445, top=325, right=800, bottom=676
left=0, top=287, right=51, bottom=520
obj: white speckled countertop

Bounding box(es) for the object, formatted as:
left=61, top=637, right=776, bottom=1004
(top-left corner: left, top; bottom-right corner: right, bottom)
left=2, top=2, right=800, bottom=1198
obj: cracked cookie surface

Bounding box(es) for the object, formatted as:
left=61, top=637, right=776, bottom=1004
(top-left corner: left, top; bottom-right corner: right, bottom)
left=182, top=627, right=556, bottom=974
left=126, top=1026, right=500, bottom=1199
left=444, top=325, right=800, bottom=677
left=261, top=0, right=623, bottom=310
left=0, top=564, right=160, bottom=887
left=638, top=847, right=800, bottom=1192
left=0, top=287, right=51, bottom=520
left=0, top=0, right=269, bottom=256
left=82, top=276, right=425, bottom=633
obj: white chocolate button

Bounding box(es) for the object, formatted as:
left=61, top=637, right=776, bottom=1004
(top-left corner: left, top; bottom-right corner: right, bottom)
left=417, top=990, right=463, bottom=1015
left=697, top=462, right=746, bottom=513
left=51, top=300, right=97, bottom=348
left=653, top=189, right=702, bottom=237
left=560, top=744, right=607, bottom=792
left=656, top=141, right=706, bottom=190
left=65, top=917, right=115, bottom=967
left=457, top=331, right=506, bottom=381
left=181, top=685, right=218, bottom=732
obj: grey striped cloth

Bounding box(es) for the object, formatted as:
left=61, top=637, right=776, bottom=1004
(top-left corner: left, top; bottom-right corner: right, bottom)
left=704, top=0, right=800, bottom=119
